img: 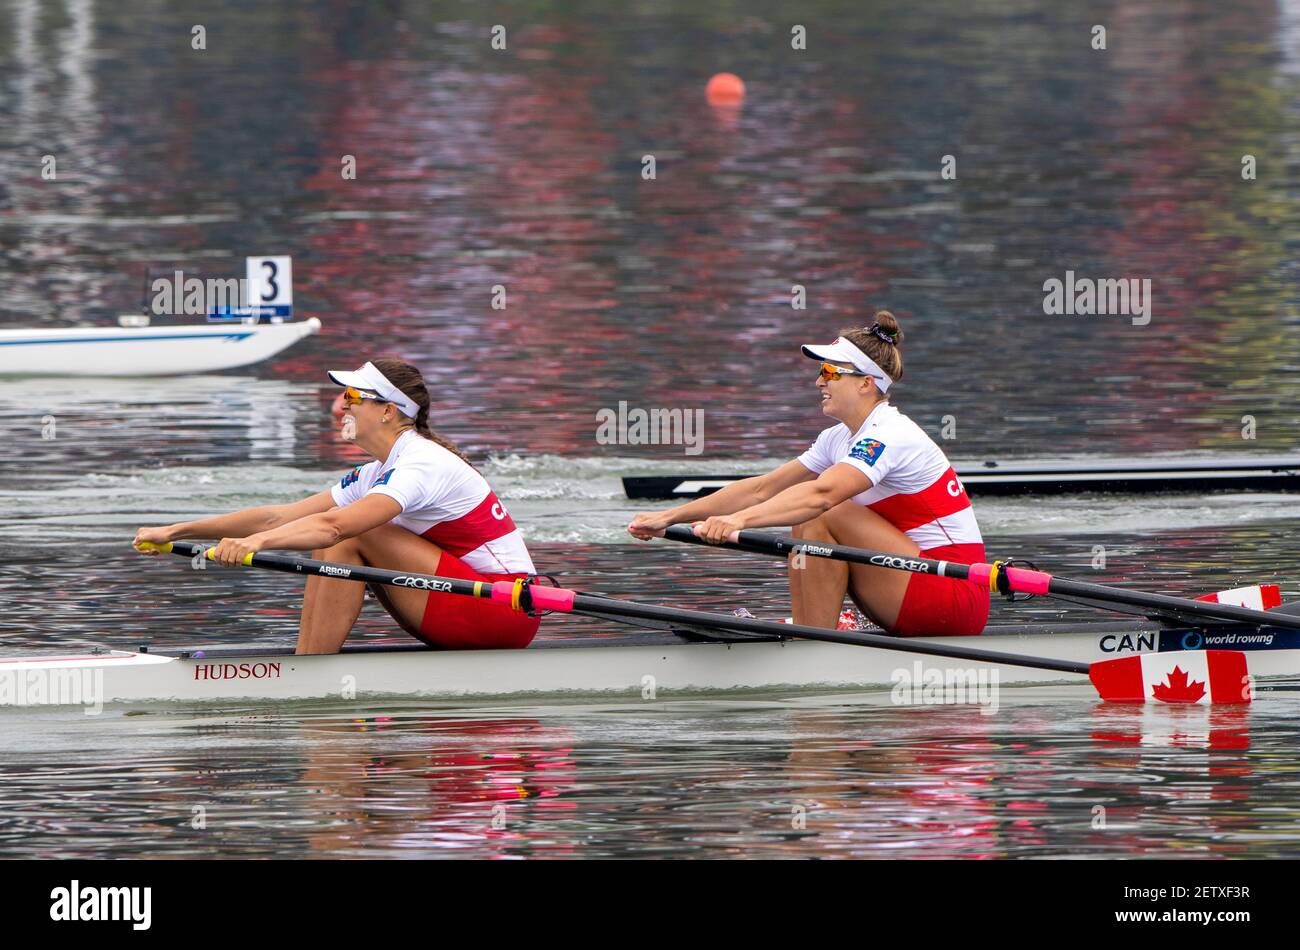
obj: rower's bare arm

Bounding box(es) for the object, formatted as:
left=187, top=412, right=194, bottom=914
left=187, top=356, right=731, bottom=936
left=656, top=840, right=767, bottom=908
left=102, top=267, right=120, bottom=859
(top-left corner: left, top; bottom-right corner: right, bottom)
left=629, top=460, right=815, bottom=537
left=135, top=490, right=338, bottom=548
left=248, top=493, right=403, bottom=552
left=730, top=462, right=871, bottom=529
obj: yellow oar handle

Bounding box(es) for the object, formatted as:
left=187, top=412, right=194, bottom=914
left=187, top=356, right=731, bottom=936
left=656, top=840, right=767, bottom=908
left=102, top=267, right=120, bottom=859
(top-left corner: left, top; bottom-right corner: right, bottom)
left=134, top=541, right=254, bottom=566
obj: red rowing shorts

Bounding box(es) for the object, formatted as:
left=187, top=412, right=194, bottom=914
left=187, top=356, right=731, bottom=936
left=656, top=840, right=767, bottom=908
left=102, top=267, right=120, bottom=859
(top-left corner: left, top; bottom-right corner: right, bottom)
left=416, top=551, right=542, bottom=650
left=890, top=543, right=990, bottom=637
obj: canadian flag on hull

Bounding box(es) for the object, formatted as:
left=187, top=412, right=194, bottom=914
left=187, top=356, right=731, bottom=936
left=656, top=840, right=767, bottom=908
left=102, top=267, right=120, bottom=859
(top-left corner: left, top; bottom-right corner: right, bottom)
left=1089, top=650, right=1251, bottom=705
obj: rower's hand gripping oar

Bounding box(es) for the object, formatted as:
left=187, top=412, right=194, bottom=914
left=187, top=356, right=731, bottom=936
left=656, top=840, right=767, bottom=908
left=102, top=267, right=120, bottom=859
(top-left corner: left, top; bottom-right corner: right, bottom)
left=135, top=541, right=1252, bottom=704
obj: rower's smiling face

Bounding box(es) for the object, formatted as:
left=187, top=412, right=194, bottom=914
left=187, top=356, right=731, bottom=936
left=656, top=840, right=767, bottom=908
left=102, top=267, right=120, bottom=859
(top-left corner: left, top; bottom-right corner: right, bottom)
left=340, top=388, right=389, bottom=442
left=816, top=361, right=868, bottom=420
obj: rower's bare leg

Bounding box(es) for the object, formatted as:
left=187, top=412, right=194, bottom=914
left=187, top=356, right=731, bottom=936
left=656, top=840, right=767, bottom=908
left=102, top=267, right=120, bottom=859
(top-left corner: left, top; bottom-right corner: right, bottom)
left=296, top=524, right=447, bottom=654
left=788, top=518, right=850, bottom=628
left=789, top=502, right=919, bottom=630
left=297, top=556, right=367, bottom=654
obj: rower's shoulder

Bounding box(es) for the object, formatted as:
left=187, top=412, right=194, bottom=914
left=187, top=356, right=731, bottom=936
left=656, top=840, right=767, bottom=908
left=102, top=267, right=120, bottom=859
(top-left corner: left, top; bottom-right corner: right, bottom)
left=813, top=421, right=853, bottom=441
left=338, top=458, right=379, bottom=488
left=875, top=403, right=927, bottom=436
left=863, top=406, right=948, bottom=460
left=395, top=433, right=454, bottom=462
left=395, top=434, right=484, bottom=480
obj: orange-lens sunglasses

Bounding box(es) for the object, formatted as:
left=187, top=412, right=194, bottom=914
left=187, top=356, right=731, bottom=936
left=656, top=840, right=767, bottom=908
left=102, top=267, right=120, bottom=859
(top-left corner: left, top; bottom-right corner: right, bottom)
left=342, top=386, right=386, bottom=407
left=818, top=362, right=866, bottom=382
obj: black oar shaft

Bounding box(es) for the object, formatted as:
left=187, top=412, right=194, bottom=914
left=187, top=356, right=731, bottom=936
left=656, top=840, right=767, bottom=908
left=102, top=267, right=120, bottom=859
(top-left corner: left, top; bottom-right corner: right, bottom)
left=166, top=541, right=487, bottom=597
left=156, top=542, right=1087, bottom=675
left=566, top=593, right=1086, bottom=673
left=662, top=525, right=1295, bottom=630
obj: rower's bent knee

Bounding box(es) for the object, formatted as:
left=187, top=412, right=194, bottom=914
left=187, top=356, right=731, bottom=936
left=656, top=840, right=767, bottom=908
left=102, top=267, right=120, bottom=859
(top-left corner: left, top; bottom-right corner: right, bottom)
left=792, top=515, right=831, bottom=539
left=315, top=537, right=362, bottom=560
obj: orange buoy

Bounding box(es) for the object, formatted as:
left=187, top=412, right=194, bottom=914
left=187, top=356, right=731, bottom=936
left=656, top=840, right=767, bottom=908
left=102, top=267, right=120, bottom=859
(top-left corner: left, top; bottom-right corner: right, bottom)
left=706, top=72, right=745, bottom=106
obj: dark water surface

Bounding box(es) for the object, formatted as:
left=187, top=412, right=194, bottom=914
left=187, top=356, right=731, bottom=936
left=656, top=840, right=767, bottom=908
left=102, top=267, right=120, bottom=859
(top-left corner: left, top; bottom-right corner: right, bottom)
left=1, top=0, right=1298, bottom=858
left=4, top=689, right=1300, bottom=859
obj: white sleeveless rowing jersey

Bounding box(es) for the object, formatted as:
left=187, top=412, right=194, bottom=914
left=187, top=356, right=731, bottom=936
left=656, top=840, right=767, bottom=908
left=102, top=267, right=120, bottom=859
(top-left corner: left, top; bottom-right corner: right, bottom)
left=330, top=430, right=535, bottom=575
left=797, top=402, right=983, bottom=551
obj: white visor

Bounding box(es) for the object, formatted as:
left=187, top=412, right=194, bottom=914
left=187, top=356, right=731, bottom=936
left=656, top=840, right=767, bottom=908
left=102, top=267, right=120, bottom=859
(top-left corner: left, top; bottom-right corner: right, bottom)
left=800, top=337, right=892, bottom=393
left=327, top=362, right=421, bottom=418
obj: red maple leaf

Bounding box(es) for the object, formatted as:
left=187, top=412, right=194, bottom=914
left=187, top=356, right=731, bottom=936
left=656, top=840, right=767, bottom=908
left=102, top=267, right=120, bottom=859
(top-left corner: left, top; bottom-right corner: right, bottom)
left=1151, top=666, right=1207, bottom=703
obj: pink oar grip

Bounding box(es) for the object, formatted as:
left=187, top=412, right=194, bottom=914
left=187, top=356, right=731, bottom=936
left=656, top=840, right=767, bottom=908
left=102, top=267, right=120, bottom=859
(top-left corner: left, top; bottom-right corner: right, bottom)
left=528, top=585, right=576, bottom=612
left=1005, top=567, right=1052, bottom=595
left=488, top=581, right=576, bottom=613
left=966, top=563, right=1052, bottom=595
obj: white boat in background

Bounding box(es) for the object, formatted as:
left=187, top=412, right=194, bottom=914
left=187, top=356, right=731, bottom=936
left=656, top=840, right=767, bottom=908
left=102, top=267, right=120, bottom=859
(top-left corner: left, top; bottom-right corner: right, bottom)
left=0, top=318, right=321, bottom=377
left=0, top=254, right=321, bottom=377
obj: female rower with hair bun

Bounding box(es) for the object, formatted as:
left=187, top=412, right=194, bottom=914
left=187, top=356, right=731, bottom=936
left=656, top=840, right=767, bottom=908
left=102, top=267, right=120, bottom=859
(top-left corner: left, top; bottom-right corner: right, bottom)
left=134, top=358, right=540, bottom=654
left=629, top=310, right=989, bottom=637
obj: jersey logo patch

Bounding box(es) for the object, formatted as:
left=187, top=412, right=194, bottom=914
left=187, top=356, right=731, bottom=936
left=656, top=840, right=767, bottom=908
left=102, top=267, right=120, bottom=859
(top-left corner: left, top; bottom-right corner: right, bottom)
left=849, top=438, right=886, bottom=466
left=340, top=466, right=362, bottom=489
left=374, top=469, right=395, bottom=486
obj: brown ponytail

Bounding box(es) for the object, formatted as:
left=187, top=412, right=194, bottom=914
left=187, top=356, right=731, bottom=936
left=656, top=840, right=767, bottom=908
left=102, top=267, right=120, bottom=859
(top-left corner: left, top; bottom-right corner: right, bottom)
left=368, top=357, right=475, bottom=467
left=840, top=310, right=903, bottom=395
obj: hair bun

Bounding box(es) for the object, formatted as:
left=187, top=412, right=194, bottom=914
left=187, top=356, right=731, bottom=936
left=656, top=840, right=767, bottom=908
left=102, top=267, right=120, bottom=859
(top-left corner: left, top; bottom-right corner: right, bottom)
left=867, top=323, right=897, bottom=345
left=868, top=310, right=902, bottom=346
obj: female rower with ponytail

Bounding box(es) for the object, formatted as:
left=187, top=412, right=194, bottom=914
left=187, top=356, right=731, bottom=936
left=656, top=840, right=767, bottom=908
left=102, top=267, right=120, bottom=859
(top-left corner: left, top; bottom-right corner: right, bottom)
left=629, top=311, right=989, bottom=637
left=134, top=358, right=540, bottom=654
